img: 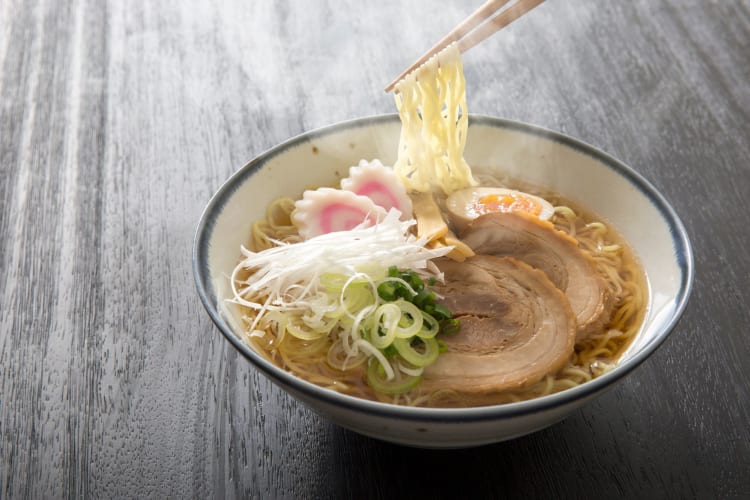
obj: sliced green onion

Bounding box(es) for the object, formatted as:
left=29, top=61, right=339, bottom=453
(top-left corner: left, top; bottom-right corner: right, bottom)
left=343, top=305, right=377, bottom=356
left=323, top=303, right=347, bottom=319
left=285, top=317, right=330, bottom=341
left=396, top=360, right=424, bottom=377
left=431, top=303, right=453, bottom=321
left=377, top=276, right=418, bottom=301
left=353, top=339, right=393, bottom=379
left=412, top=288, right=434, bottom=308
left=393, top=337, right=439, bottom=367
left=376, top=281, right=397, bottom=301
left=261, top=310, right=288, bottom=344
left=341, top=277, right=377, bottom=319
left=327, top=340, right=367, bottom=370
left=300, top=313, right=338, bottom=333
left=393, top=300, right=423, bottom=338
left=416, top=312, right=439, bottom=339
left=369, top=303, right=401, bottom=349
left=439, top=318, right=461, bottom=335
left=366, top=359, right=421, bottom=394
left=320, top=272, right=349, bottom=291
left=354, top=264, right=388, bottom=282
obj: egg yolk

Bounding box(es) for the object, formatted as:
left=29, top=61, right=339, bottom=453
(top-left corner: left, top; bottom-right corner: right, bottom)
left=475, top=193, right=541, bottom=216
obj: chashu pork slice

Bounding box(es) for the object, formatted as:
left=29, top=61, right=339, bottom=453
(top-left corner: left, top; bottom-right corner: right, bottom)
left=421, top=256, right=576, bottom=393
left=460, top=212, right=615, bottom=341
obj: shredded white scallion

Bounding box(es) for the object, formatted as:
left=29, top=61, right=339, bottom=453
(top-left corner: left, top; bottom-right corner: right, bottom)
left=230, top=210, right=448, bottom=310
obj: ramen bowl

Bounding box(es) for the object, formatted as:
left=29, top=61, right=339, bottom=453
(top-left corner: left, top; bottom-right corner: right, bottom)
left=193, top=114, right=693, bottom=448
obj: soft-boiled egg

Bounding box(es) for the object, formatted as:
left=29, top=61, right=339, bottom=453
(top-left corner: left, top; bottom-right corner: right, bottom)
left=446, top=187, right=555, bottom=231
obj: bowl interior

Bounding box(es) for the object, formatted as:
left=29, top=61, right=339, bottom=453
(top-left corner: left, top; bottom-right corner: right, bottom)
left=194, top=114, right=692, bottom=415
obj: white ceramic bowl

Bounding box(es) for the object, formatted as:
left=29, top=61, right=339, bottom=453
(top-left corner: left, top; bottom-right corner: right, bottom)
left=193, top=115, right=693, bottom=448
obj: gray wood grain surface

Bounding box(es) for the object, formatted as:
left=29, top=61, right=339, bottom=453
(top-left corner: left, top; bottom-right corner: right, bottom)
left=1, top=0, right=748, bottom=498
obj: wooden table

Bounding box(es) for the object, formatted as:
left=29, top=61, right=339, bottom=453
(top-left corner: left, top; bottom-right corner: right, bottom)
left=2, top=1, right=748, bottom=497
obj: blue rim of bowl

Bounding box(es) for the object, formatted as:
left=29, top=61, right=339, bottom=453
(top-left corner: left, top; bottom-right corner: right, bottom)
left=193, top=113, right=694, bottom=423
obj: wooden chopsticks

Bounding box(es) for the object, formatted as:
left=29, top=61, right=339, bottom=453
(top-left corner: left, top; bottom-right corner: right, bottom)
left=384, top=0, right=546, bottom=92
